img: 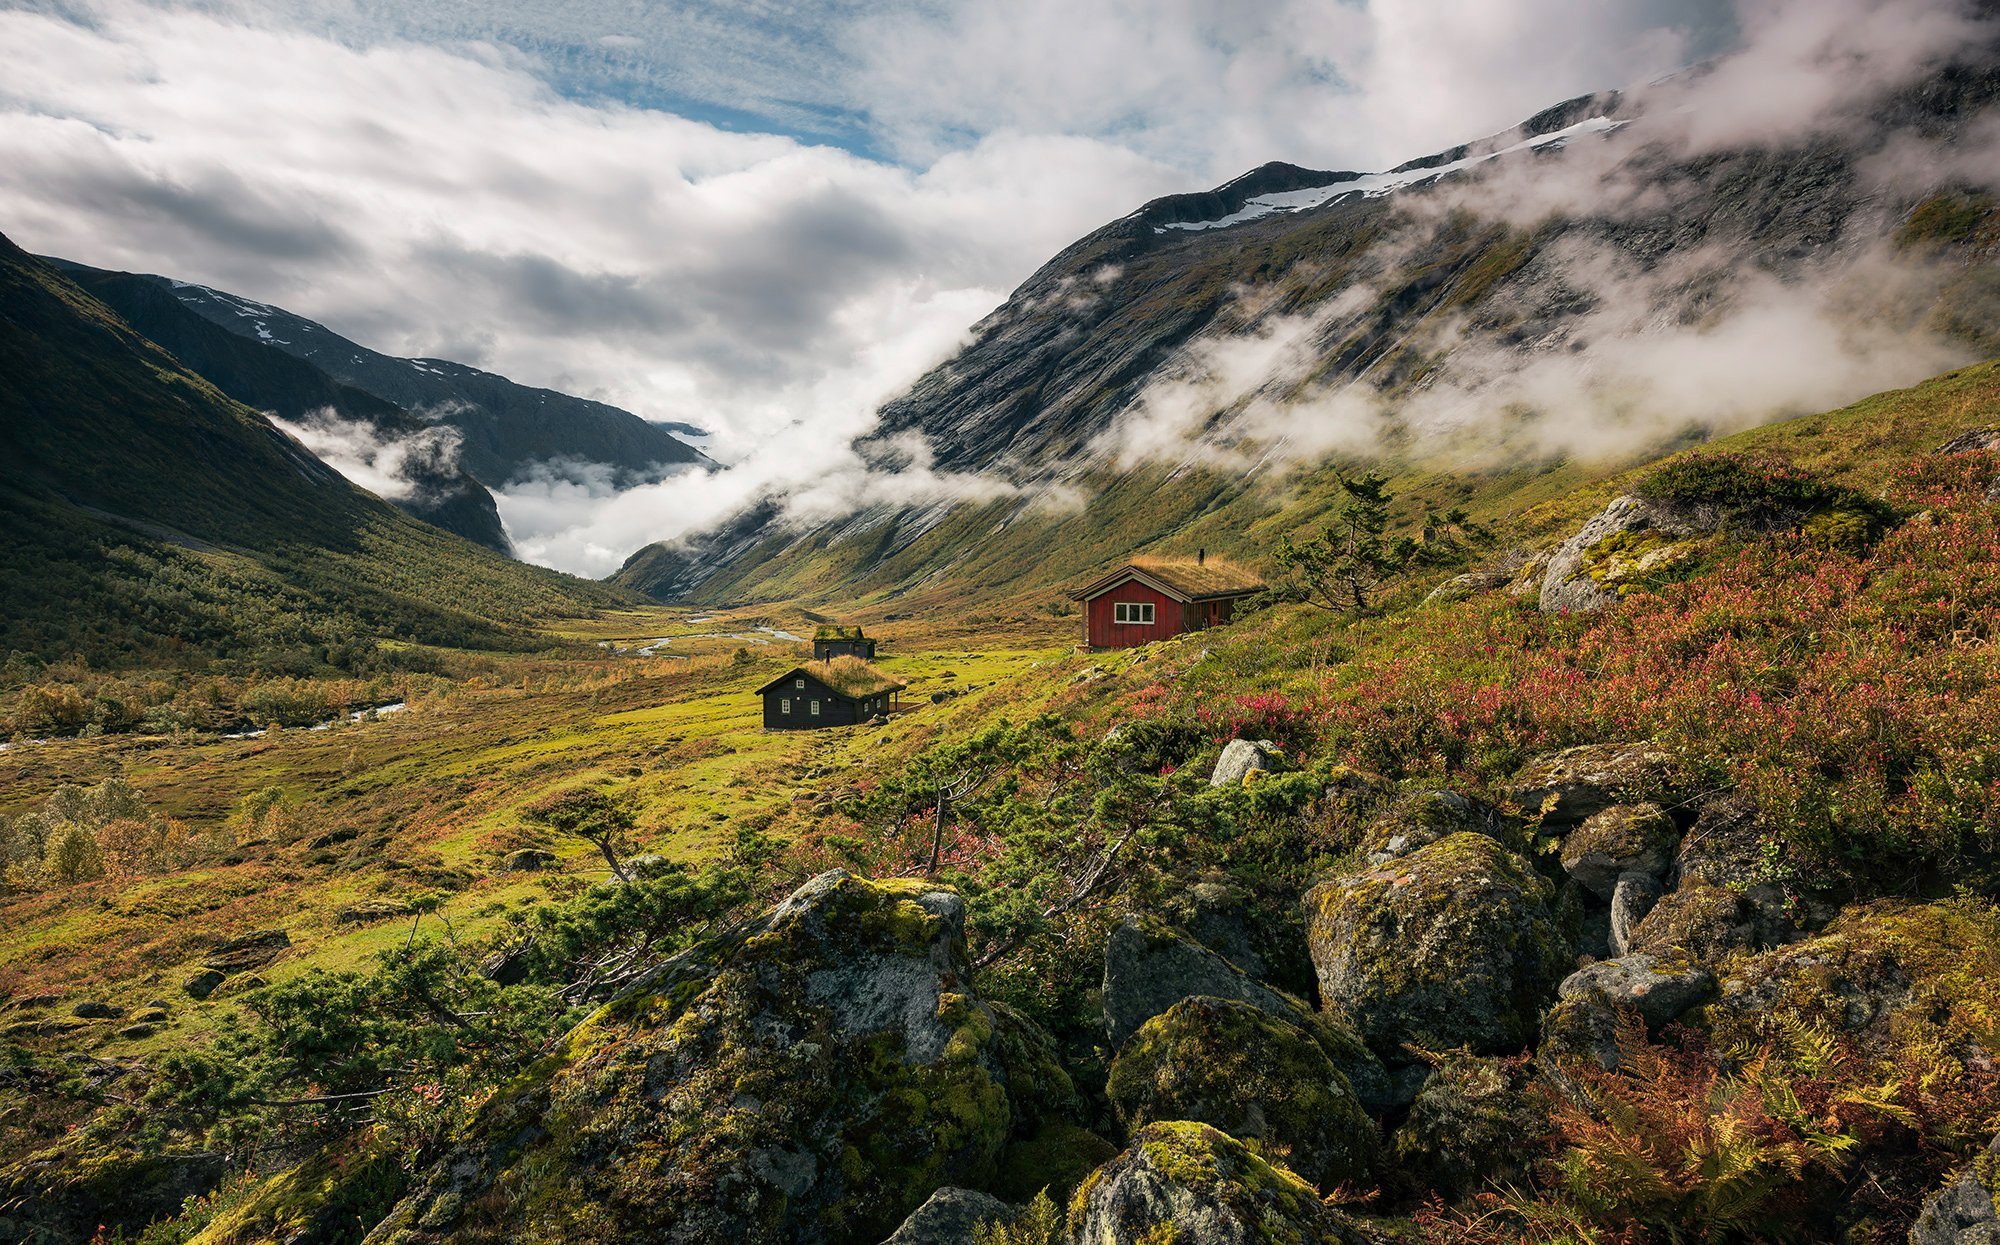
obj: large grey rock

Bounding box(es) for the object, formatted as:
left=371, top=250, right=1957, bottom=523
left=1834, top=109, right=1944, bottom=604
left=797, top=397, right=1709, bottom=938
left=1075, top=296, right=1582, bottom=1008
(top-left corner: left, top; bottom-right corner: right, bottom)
left=1164, top=879, right=1268, bottom=980
left=1067, top=1122, right=1369, bottom=1245
left=1102, top=915, right=1293, bottom=1050
left=1211, top=739, right=1280, bottom=786
left=1506, top=741, right=1681, bottom=828
left=880, top=1187, right=1016, bottom=1245
left=500, top=847, right=556, bottom=872
left=1540, top=495, right=1696, bottom=613
left=1306, top=833, right=1568, bottom=1061
left=1608, top=872, right=1664, bottom=957
left=181, top=969, right=226, bottom=1000
left=1561, top=803, right=1679, bottom=899
left=1910, top=1136, right=2000, bottom=1245
left=1101, top=917, right=1392, bottom=1114
left=1557, top=954, right=1714, bottom=1028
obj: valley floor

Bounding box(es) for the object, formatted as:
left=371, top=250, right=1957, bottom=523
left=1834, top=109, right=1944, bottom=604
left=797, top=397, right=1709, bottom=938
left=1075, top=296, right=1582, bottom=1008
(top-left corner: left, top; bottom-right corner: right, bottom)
left=0, top=604, right=1068, bottom=1068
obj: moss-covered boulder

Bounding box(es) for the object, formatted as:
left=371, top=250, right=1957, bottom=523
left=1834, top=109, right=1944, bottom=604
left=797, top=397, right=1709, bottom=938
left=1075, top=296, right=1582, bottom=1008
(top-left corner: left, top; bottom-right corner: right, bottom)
left=1106, top=996, right=1378, bottom=1191
left=1705, top=899, right=2000, bottom=1060
left=1624, top=882, right=1765, bottom=962
left=0, top=1149, right=227, bottom=1244
left=1357, top=789, right=1505, bottom=865
left=1673, top=793, right=1832, bottom=939
left=1066, top=1121, right=1370, bottom=1245
left=364, top=870, right=1077, bottom=1245
left=1388, top=1053, right=1547, bottom=1199
left=1560, top=803, right=1678, bottom=899
left=1306, top=833, right=1569, bottom=1061
left=1504, top=742, right=1682, bottom=829
left=1102, top=916, right=1391, bottom=1114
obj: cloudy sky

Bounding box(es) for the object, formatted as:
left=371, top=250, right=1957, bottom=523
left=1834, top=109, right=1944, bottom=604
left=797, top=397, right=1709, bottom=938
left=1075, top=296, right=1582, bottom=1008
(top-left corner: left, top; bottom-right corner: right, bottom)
left=0, top=0, right=1741, bottom=571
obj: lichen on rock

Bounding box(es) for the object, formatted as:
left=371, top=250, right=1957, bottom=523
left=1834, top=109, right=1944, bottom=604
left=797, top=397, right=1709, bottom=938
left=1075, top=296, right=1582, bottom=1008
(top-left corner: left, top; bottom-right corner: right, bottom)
left=1106, top=995, right=1378, bottom=1191
left=1705, top=899, right=2000, bottom=1062
left=1560, top=802, right=1678, bottom=899
left=1101, top=915, right=1391, bottom=1114
left=360, top=870, right=1077, bottom=1245
left=1388, top=1052, right=1546, bottom=1200
left=1305, top=832, right=1568, bottom=1062
left=1066, top=1121, right=1370, bottom=1245
left=1505, top=741, right=1683, bottom=829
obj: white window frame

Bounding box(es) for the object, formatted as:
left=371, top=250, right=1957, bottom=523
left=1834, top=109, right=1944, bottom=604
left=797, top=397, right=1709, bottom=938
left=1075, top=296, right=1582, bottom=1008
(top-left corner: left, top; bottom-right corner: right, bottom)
left=780, top=697, right=791, bottom=713
left=810, top=700, right=821, bottom=717
left=794, top=677, right=806, bottom=689
left=1113, top=601, right=1156, bottom=625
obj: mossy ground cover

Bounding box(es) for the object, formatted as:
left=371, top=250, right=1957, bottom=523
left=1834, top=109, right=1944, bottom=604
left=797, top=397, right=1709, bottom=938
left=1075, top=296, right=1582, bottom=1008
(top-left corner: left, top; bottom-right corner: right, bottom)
left=0, top=611, right=1067, bottom=1092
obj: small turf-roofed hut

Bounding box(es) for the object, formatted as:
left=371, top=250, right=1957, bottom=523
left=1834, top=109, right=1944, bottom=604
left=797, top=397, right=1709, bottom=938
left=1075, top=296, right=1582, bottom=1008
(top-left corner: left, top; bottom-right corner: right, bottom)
left=759, top=658, right=905, bottom=730
left=811, top=624, right=877, bottom=661
left=1073, top=553, right=1264, bottom=650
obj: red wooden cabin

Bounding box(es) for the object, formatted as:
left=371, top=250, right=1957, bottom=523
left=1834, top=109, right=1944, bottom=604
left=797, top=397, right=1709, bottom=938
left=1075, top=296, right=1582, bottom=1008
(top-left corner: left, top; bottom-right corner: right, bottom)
left=1071, top=554, right=1264, bottom=650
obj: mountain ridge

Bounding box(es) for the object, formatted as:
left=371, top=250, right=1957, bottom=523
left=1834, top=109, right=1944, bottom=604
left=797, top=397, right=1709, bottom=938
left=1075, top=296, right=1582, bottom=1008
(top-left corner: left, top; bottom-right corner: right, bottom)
left=615, top=49, right=2000, bottom=606
left=45, top=259, right=714, bottom=493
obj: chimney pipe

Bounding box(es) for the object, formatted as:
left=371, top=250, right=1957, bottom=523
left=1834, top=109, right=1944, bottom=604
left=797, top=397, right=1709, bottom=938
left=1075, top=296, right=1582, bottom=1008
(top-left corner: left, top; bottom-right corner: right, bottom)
left=1198, top=548, right=1206, bottom=565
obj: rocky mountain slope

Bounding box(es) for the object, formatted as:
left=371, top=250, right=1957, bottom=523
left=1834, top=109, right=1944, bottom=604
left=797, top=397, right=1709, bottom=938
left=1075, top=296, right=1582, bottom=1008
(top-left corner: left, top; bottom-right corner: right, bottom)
left=52, top=263, right=512, bottom=553
left=619, top=45, right=2000, bottom=606
left=0, top=233, right=632, bottom=667
left=48, top=259, right=712, bottom=492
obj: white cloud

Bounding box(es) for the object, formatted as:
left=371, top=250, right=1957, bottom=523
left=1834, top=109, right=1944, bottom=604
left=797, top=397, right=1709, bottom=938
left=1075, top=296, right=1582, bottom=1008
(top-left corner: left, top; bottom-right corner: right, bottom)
left=267, top=409, right=464, bottom=502
left=2, top=0, right=1978, bottom=579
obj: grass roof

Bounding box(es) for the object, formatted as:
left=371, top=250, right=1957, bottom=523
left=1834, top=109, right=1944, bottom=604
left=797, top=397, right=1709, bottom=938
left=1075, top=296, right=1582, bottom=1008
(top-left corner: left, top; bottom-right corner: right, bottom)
left=802, top=656, right=904, bottom=698
left=813, top=624, right=867, bottom=641
left=1128, top=556, right=1265, bottom=599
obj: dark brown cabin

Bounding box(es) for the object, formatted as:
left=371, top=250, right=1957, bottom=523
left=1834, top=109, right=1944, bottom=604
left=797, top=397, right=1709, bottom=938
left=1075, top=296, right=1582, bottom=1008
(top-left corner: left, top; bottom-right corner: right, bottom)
left=758, top=659, right=905, bottom=730
left=811, top=625, right=878, bottom=661
left=1071, top=553, right=1264, bottom=650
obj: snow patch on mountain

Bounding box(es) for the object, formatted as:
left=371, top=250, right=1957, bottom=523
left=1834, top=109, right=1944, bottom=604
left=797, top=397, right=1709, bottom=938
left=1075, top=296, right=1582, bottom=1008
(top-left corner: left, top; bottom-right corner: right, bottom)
left=1159, top=116, right=1627, bottom=233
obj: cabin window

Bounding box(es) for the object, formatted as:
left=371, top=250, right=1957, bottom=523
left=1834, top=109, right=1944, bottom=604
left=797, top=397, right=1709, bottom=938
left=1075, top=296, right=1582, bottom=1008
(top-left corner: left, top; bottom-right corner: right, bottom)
left=810, top=700, right=821, bottom=717
left=794, top=677, right=806, bottom=689
left=780, top=698, right=791, bottom=713
left=1113, top=601, right=1155, bottom=625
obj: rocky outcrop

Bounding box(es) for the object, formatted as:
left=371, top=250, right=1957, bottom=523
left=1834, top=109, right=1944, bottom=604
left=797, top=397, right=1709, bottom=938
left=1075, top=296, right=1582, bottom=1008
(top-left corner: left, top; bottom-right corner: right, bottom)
left=1067, top=1121, right=1370, bottom=1245
left=1101, top=916, right=1390, bottom=1113
left=1106, top=996, right=1378, bottom=1191
left=1306, top=833, right=1568, bottom=1061
left=1539, top=496, right=1701, bottom=613
left=363, top=871, right=1077, bottom=1245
